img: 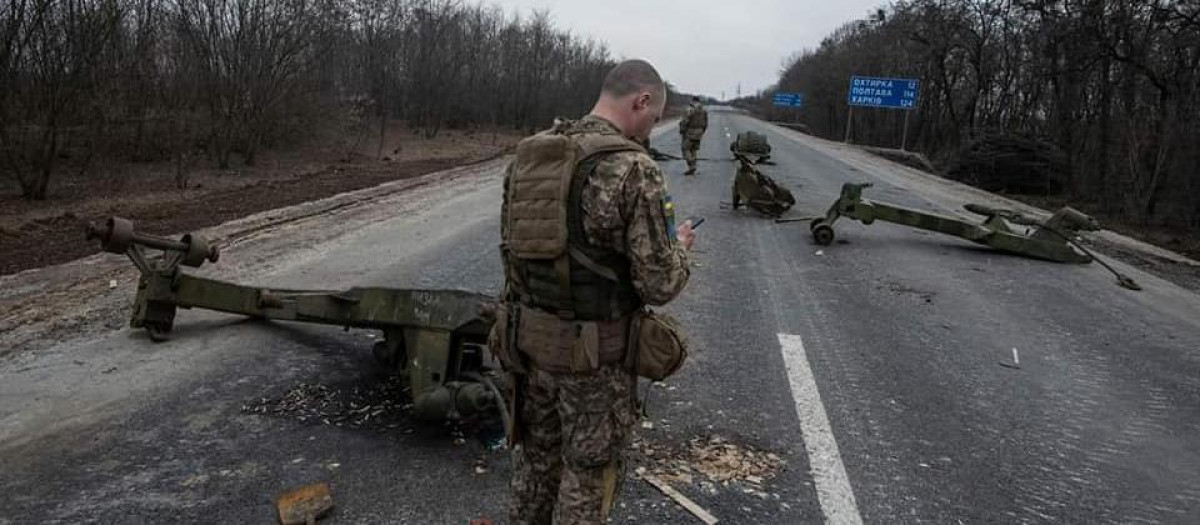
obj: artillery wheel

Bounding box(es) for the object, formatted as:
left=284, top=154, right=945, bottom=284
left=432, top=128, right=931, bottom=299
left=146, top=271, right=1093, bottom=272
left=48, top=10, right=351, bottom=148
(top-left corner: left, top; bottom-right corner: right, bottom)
left=811, top=221, right=835, bottom=246
left=100, top=217, right=134, bottom=254
left=181, top=233, right=218, bottom=267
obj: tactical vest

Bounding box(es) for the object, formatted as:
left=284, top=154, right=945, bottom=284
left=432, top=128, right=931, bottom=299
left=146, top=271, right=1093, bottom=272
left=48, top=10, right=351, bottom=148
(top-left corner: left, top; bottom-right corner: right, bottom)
left=502, top=124, right=646, bottom=321
left=683, top=106, right=708, bottom=136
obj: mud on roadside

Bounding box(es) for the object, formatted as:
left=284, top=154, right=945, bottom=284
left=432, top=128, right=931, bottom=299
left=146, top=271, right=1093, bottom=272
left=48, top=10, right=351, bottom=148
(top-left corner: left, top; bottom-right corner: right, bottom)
left=1, top=129, right=520, bottom=277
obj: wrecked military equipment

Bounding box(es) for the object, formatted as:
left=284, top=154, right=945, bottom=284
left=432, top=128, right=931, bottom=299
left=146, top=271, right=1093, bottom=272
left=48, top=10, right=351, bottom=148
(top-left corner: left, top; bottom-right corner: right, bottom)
left=731, top=154, right=795, bottom=218
left=808, top=182, right=1100, bottom=262
left=86, top=217, right=504, bottom=422
left=806, top=183, right=1142, bottom=289
left=730, top=131, right=771, bottom=159
left=728, top=131, right=794, bottom=217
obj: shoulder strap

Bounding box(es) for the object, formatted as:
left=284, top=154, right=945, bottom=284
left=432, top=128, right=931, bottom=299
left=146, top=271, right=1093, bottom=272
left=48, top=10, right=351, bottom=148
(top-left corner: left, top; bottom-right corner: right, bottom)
left=575, top=133, right=645, bottom=159
left=551, top=131, right=644, bottom=319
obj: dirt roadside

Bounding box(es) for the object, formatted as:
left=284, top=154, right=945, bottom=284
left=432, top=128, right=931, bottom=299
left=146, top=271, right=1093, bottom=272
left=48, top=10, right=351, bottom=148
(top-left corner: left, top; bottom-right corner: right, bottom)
left=0, top=127, right=521, bottom=276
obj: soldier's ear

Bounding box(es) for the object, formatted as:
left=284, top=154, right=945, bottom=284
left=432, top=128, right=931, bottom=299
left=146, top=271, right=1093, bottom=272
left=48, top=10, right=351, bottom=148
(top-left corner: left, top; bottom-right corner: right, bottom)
left=633, top=92, right=651, bottom=111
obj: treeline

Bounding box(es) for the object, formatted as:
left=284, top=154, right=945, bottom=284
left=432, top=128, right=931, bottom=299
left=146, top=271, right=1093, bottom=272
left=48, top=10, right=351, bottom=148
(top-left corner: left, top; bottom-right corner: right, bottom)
left=759, top=0, right=1200, bottom=228
left=1, top=0, right=621, bottom=200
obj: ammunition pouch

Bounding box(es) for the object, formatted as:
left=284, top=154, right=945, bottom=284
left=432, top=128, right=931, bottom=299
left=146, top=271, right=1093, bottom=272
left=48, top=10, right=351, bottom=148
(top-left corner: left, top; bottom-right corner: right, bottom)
left=486, top=302, right=527, bottom=375
left=625, top=309, right=689, bottom=381
left=514, top=304, right=628, bottom=374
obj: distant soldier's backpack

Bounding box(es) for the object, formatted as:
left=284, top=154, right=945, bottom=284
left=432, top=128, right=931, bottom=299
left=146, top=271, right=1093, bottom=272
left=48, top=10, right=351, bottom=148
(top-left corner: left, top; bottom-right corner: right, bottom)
left=691, top=106, right=708, bottom=130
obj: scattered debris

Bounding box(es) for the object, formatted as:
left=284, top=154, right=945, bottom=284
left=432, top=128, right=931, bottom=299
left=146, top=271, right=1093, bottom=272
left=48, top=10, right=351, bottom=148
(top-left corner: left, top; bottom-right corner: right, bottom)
left=877, top=282, right=935, bottom=303
left=638, top=468, right=719, bottom=525
left=276, top=482, right=333, bottom=525
left=999, top=347, right=1022, bottom=369
left=241, top=377, right=414, bottom=432
left=180, top=474, right=209, bottom=487
left=635, top=435, right=785, bottom=489
left=472, top=454, right=491, bottom=474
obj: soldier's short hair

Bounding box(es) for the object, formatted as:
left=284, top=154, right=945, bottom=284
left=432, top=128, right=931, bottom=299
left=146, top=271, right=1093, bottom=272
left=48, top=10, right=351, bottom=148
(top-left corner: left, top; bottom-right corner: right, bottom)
left=601, top=59, right=664, bottom=101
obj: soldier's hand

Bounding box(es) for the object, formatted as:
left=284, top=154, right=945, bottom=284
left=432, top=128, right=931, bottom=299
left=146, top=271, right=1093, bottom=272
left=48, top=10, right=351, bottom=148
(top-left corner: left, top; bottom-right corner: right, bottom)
left=677, top=221, right=696, bottom=251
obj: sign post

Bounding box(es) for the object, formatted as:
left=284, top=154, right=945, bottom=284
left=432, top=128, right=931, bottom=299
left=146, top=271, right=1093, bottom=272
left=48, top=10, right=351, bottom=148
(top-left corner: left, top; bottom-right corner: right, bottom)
left=845, top=76, right=920, bottom=148
left=773, top=92, right=804, bottom=128
left=772, top=92, right=804, bottom=120
left=844, top=106, right=854, bottom=143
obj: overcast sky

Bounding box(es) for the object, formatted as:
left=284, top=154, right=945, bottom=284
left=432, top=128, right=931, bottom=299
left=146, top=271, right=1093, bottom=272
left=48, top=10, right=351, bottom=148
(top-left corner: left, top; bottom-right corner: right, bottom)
left=487, top=0, right=887, bottom=99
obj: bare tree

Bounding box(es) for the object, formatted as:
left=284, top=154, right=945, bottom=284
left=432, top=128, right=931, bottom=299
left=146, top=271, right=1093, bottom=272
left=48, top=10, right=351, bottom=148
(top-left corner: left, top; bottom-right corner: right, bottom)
left=768, top=0, right=1200, bottom=228
left=2, top=0, right=619, bottom=199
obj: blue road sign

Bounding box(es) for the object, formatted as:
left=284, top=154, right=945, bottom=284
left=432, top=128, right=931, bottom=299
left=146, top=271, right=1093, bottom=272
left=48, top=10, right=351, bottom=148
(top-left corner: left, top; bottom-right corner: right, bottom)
left=847, top=76, right=919, bottom=109
left=773, top=92, right=804, bottom=108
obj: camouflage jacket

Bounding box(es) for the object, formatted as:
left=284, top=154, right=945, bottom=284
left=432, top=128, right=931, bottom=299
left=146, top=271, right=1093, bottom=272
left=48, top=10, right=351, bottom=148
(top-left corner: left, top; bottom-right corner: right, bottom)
left=501, top=115, right=690, bottom=306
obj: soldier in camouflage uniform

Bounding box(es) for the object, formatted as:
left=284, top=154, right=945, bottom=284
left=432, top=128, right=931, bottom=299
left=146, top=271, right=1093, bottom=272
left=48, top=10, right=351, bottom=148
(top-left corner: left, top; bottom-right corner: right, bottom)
left=678, top=96, right=707, bottom=175
left=498, top=60, right=695, bottom=524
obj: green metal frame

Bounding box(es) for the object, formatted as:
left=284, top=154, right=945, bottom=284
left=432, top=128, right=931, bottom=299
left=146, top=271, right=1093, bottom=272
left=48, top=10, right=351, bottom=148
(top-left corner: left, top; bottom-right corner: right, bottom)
left=810, top=183, right=1099, bottom=264
left=87, top=217, right=501, bottom=422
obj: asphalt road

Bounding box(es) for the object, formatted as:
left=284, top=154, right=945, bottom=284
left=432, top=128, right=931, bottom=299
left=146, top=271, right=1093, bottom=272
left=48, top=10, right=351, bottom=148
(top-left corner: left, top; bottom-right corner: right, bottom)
left=2, top=109, right=1199, bottom=524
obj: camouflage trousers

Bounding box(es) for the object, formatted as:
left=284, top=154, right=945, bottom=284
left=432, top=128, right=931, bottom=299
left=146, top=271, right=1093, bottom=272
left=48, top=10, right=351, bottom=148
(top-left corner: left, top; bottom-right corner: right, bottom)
left=509, top=364, right=638, bottom=525
left=680, top=137, right=701, bottom=170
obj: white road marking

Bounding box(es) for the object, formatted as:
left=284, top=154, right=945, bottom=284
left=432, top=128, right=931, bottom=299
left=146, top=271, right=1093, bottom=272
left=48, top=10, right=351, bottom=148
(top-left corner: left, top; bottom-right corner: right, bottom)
left=1013, top=348, right=1020, bottom=365
left=778, top=333, right=864, bottom=525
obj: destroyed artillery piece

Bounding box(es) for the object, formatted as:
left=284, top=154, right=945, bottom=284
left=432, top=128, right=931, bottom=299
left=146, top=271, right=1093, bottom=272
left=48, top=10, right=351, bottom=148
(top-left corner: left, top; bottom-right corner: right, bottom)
left=728, top=131, right=794, bottom=217
left=795, top=183, right=1140, bottom=289
left=85, top=217, right=506, bottom=423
